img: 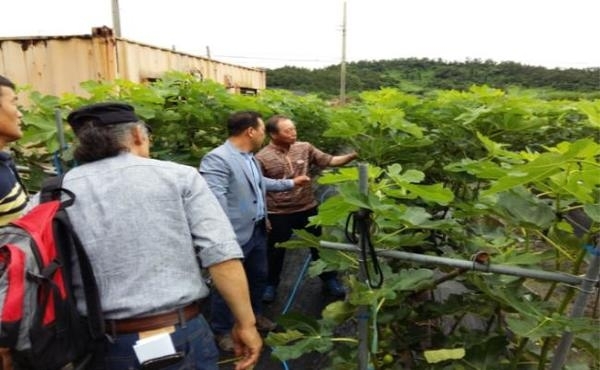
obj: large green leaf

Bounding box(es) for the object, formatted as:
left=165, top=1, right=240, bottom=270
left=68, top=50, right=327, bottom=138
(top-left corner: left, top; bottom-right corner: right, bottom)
left=445, top=158, right=509, bottom=179
left=322, top=301, right=356, bottom=323
left=318, top=166, right=384, bottom=185
left=505, top=314, right=597, bottom=341
left=583, top=203, right=600, bottom=222
left=386, top=164, right=455, bottom=204
left=483, top=139, right=599, bottom=195
left=424, top=348, right=465, bottom=364
left=312, top=194, right=358, bottom=227
left=275, top=312, right=321, bottom=335
left=399, top=183, right=455, bottom=205
left=577, top=100, right=600, bottom=128
left=476, top=132, right=522, bottom=162
left=496, top=187, right=555, bottom=228
left=347, top=268, right=433, bottom=306
left=266, top=328, right=335, bottom=361
left=269, top=336, right=334, bottom=361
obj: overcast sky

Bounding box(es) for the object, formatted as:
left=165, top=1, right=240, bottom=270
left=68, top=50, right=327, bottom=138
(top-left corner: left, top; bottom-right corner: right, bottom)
left=1, top=0, right=598, bottom=70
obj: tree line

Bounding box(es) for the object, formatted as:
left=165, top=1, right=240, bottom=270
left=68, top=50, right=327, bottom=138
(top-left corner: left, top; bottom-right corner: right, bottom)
left=266, top=58, right=599, bottom=98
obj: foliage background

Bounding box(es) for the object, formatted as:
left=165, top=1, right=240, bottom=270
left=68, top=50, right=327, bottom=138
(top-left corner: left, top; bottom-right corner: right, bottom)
left=11, top=71, right=600, bottom=369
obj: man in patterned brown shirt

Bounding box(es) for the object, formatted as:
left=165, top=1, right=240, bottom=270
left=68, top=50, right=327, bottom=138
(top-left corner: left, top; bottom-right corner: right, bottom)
left=256, top=115, right=357, bottom=302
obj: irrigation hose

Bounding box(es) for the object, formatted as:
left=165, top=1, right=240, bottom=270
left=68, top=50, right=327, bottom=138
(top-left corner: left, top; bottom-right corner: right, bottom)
left=278, top=251, right=313, bottom=370
left=345, top=209, right=383, bottom=289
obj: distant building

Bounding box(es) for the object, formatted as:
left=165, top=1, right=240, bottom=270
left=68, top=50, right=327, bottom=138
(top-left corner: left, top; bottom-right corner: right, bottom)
left=0, top=26, right=265, bottom=101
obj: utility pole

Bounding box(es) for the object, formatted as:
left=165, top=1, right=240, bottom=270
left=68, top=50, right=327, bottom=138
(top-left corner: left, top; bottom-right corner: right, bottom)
left=111, top=0, right=122, bottom=37
left=206, top=46, right=217, bottom=81
left=340, top=0, right=347, bottom=105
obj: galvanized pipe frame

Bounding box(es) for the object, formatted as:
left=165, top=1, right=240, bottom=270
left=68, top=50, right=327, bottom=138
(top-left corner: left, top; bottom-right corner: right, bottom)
left=320, top=241, right=599, bottom=287
left=320, top=238, right=600, bottom=369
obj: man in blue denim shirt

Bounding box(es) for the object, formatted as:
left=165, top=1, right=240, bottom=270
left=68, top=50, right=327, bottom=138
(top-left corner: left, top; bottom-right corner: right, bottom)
left=38, top=103, right=262, bottom=370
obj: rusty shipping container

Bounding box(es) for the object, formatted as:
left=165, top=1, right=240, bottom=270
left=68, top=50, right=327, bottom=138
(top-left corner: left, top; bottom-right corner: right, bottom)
left=0, top=26, right=266, bottom=101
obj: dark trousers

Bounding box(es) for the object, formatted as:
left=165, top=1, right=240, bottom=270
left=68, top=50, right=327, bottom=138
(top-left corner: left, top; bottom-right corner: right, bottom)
left=210, top=222, right=267, bottom=335
left=89, top=315, right=218, bottom=370
left=267, top=207, right=336, bottom=287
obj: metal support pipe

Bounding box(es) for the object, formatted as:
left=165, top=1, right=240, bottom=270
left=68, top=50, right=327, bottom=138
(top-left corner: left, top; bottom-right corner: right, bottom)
left=550, top=243, right=600, bottom=370
left=356, top=163, right=369, bottom=370
left=53, top=109, right=65, bottom=175
left=320, top=241, right=597, bottom=287
left=54, top=109, right=65, bottom=152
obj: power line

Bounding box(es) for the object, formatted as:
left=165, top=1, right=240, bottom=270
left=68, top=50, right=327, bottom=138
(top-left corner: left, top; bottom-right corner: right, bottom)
left=212, top=54, right=339, bottom=63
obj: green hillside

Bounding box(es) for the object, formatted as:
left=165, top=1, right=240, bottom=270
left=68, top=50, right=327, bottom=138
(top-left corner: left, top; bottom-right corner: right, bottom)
left=266, top=58, right=599, bottom=98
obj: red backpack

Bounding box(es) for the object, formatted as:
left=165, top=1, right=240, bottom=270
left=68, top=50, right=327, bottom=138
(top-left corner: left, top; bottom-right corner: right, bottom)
left=0, top=176, right=104, bottom=370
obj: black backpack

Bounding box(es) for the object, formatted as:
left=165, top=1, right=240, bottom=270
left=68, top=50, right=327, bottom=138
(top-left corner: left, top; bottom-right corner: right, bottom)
left=0, top=176, right=105, bottom=370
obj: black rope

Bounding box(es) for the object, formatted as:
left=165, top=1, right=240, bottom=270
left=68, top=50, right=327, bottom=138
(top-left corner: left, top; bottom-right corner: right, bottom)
left=345, top=209, right=383, bottom=289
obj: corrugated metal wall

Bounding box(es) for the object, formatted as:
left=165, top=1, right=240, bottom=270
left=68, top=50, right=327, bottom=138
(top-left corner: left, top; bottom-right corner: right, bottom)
left=0, top=28, right=265, bottom=100
left=116, top=38, right=266, bottom=91
left=0, top=36, right=116, bottom=97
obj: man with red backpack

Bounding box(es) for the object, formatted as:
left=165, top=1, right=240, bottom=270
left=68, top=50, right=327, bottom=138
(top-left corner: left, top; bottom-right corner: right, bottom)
left=12, top=102, right=262, bottom=370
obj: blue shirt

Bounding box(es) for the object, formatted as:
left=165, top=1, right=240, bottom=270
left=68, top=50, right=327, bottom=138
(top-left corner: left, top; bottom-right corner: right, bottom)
left=199, top=140, right=294, bottom=246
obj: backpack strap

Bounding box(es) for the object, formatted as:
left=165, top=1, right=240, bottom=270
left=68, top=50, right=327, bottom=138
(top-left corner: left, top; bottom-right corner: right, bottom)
left=54, top=213, right=105, bottom=338
left=40, top=175, right=76, bottom=207
left=41, top=175, right=105, bottom=337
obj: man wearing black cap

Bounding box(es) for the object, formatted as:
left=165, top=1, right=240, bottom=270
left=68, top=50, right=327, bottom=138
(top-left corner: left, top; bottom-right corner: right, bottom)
left=48, top=102, right=262, bottom=369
